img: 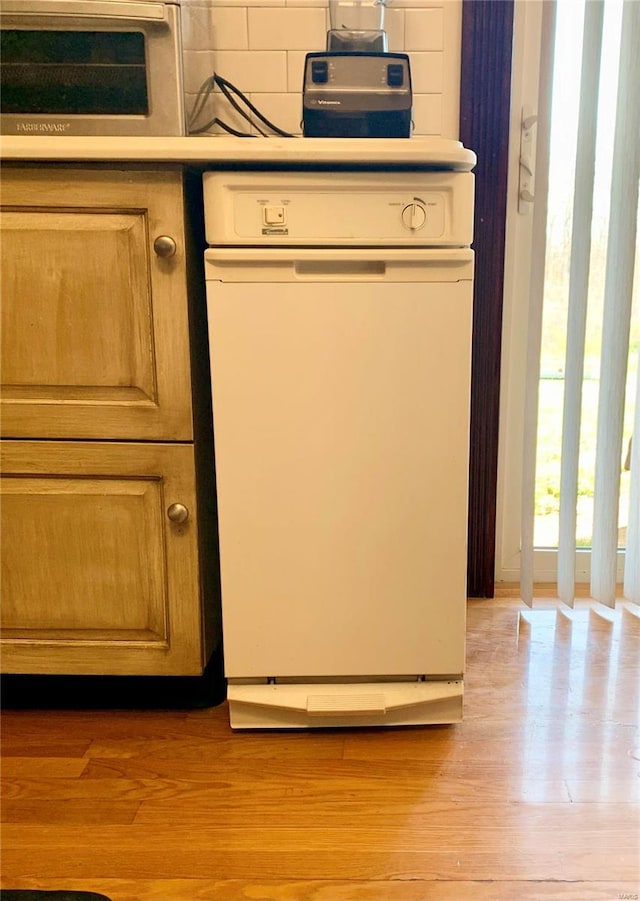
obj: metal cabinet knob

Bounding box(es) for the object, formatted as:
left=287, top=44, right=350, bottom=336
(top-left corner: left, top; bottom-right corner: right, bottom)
left=153, top=235, right=177, bottom=258
left=167, top=503, right=189, bottom=524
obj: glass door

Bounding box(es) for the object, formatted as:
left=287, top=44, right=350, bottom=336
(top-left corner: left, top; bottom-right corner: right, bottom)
left=496, top=0, right=639, bottom=594
left=0, top=28, right=149, bottom=115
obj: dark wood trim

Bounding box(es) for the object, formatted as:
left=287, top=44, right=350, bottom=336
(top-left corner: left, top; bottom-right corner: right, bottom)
left=459, top=0, right=514, bottom=598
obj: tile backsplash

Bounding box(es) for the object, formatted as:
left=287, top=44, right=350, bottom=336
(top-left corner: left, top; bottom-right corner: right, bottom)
left=181, top=0, right=462, bottom=137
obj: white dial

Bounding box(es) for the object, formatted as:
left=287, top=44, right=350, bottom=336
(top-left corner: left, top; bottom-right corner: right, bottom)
left=401, top=202, right=427, bottom=231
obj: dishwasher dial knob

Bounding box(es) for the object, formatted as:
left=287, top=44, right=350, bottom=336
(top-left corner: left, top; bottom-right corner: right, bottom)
left=401, top=202, right=427, bottom=231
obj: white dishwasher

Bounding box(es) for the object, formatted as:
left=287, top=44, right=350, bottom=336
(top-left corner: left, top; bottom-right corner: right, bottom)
left=203, top=165, right=474, bottom=729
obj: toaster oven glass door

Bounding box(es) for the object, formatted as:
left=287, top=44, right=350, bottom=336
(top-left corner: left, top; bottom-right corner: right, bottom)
left=0, top=29, right=149, bottom=115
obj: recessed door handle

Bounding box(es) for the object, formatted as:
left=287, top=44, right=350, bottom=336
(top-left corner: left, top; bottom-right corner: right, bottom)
left=518, top=106, right=537, bottom=213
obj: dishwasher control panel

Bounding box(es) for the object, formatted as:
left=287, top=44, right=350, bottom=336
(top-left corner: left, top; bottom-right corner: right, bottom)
left=204, top=171, right=474, bottom=247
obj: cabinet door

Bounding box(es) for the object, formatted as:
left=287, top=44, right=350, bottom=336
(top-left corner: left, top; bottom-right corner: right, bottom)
left=0, top=168, right=193, bottom=441
left=0, top=440, right=204, bottom=675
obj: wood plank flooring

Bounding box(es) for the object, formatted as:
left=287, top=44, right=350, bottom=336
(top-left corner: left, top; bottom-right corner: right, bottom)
left=2, top=596, right=639, bottom=900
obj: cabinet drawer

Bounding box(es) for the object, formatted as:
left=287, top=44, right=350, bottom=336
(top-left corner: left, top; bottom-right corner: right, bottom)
left=1, top=168, right=193, bottom=441
left=0, top=440, right=204, bottom=675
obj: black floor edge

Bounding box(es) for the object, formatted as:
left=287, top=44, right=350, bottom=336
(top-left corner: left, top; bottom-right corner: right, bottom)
left=1, top=650, right=226, bottom=710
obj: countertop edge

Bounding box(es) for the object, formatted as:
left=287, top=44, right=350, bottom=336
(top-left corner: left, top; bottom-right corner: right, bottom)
left=0, top=136, right=477, bottom=169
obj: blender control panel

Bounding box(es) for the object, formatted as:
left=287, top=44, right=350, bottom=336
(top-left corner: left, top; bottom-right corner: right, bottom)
left=305, top=54, right=411, bottom=94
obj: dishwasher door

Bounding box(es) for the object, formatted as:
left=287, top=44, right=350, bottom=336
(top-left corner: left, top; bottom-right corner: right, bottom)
left=205, top=248, right=473, bottom=682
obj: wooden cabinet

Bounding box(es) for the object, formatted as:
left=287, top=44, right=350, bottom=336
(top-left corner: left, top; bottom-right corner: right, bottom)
left=1, top=168, right=193, bottom=440
left=0, top=166, right=220, bottom=678
left=1, top=441, right=204, bottom=675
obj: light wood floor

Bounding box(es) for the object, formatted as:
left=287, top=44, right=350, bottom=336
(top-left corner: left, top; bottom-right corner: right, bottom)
left=2, top=594, right=639, bottom=900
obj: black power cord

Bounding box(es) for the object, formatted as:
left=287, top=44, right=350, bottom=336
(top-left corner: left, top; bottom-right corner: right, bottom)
left=188, top=73, right=296, bottom=138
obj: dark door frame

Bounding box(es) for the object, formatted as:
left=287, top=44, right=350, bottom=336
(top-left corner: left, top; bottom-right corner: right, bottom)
left=459, top=0, right=515, bottom=598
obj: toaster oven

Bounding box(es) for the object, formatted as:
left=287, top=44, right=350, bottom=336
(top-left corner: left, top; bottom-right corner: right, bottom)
left=0, top=0, right=185, bottom=136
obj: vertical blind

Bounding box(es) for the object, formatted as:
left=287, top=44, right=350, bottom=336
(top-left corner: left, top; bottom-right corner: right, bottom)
left=521, top=0, right=640, bottom=608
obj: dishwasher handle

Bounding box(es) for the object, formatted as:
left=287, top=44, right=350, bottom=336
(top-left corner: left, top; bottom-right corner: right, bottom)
left=204, top=246, right=474, bottom=283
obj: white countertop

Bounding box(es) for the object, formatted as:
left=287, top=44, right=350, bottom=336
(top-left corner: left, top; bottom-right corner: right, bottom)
left=0, top=135, right=476, bottom=169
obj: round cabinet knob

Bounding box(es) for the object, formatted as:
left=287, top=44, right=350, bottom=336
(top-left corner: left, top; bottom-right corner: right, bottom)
left=401, top=203, right=427, bottom=231
left=167, top=503, right=189, bottom=524
left=153, top=235, right=177, bottom=258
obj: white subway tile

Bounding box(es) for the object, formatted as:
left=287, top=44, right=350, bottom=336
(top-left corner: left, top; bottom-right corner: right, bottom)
left=384, top=8, right=405, bottom=52
left=212, top=50, right=288, bottom=91
left=182, top=1, right=459, bottom=141
left=411, top=93, right=441, bottom=135
left=250, top=92, right=304, bottom=134
left=185, top=89, right=255, bottom=135
left=181, top=5, right=215, bottom=51
left=210, top=8, right=248, bottom=49
left=408, top=51, right=443, bottom=93
left=182, top=49, right=216, bottom=93
left=440, top=0, right=461, bottom=139
left=287, top=50, right=314, bottom=91
left=183, top=6, right=249, bottom=51
left=404, top=8, right=444, bottom=51
left=392, top=0, right=444, bottom=7
left=248, top=8, right=327, bottom=50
